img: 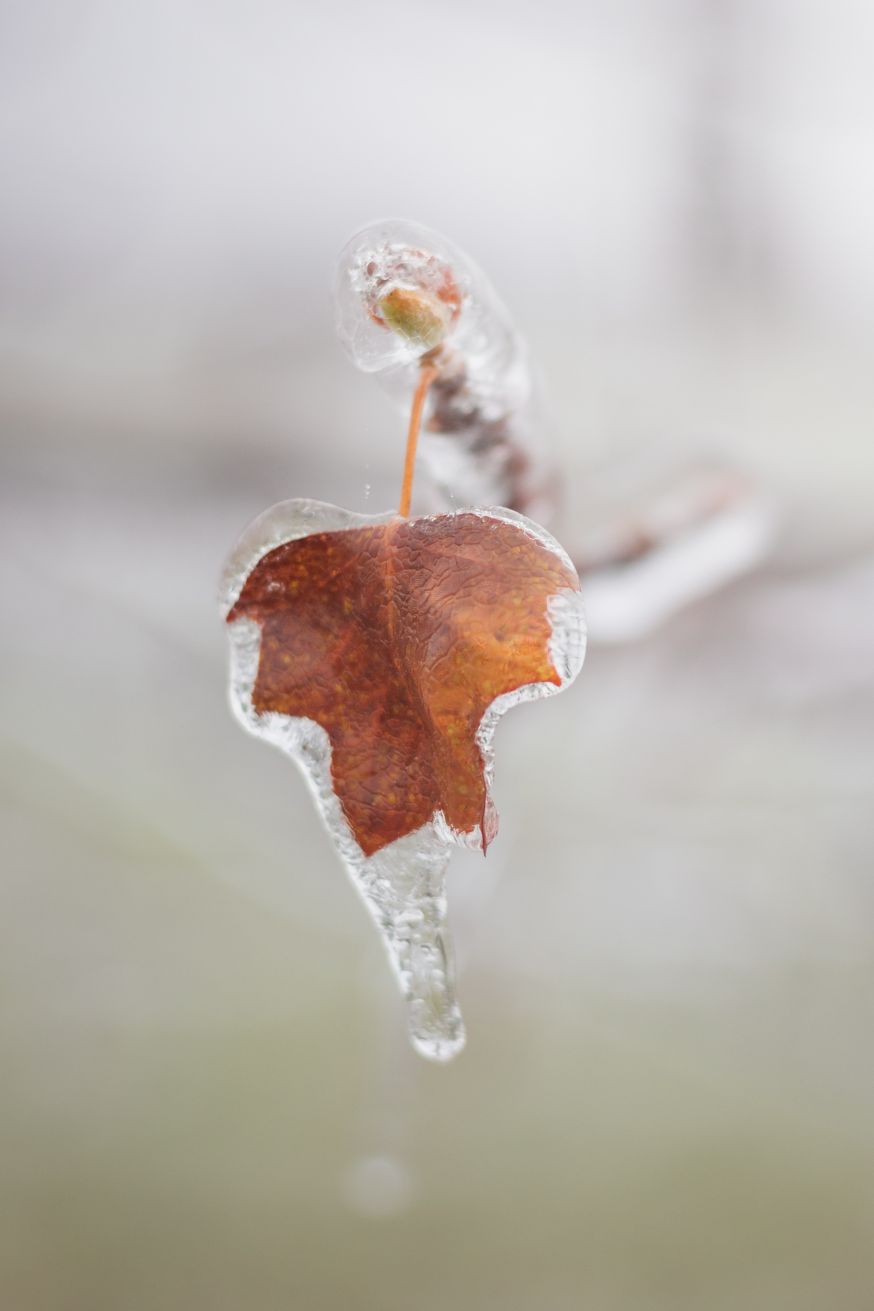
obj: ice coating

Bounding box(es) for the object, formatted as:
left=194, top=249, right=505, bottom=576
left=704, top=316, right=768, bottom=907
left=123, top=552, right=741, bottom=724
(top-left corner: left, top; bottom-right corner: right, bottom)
left=335, top=219, right=553, bottom=518
left=334, top=224, right=463, bottom=373
left=221, top=499, right=585, bottom=1060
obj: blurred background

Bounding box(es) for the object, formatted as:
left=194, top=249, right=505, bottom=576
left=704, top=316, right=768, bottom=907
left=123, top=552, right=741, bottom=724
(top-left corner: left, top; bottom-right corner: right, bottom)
left=2, top=1, right=873, bottom=1307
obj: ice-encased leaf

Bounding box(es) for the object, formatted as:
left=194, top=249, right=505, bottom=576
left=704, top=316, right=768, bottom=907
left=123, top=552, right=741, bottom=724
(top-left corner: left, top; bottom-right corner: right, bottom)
left=221, top=499, right=585, bottom=1059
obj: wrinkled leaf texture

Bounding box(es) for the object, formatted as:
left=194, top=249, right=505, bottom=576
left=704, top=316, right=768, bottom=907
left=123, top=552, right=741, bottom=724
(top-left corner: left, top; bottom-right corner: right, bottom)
left=227, top=508, right=582, bottom=856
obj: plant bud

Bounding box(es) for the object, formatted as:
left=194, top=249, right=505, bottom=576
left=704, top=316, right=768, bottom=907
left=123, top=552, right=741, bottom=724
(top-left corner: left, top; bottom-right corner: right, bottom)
left=376, top=286, right=450, bottom=353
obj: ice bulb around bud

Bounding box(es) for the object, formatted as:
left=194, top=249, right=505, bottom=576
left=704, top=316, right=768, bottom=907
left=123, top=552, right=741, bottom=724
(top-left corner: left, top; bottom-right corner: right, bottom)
left=334, top=218, right=465, bottom=374
left=334, top=217, right=554, bottom=522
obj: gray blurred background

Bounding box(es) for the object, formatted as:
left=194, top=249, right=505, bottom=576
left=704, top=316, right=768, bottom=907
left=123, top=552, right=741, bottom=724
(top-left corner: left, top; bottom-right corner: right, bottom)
left=2, top=2, right=873, bottom=1308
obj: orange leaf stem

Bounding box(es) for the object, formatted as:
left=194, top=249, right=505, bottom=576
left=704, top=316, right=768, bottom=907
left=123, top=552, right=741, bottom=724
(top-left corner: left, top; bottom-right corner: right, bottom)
left=398, top=361, right=438, bottom=518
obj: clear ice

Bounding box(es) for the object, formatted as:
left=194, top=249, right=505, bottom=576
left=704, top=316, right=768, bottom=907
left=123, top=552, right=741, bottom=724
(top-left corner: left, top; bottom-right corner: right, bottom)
left=335, top=219, right=553, bottom=519
left=221, top=498, right=586, bottom=1061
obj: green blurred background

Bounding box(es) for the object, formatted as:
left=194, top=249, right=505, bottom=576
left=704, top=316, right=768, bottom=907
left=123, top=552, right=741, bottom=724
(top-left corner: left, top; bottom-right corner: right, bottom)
left=2, top=2, right=873, bottom=1307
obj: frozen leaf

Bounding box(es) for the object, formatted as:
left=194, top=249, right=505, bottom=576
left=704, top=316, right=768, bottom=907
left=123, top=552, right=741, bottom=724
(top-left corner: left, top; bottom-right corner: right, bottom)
left=222, top=498, right=585, bottom=1059
left=227, top=509, right=580, bottom=855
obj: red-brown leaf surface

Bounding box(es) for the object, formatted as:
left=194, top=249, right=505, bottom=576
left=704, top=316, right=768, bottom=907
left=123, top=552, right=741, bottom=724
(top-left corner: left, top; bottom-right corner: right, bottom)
left=227, top=511, right=579, bottom=857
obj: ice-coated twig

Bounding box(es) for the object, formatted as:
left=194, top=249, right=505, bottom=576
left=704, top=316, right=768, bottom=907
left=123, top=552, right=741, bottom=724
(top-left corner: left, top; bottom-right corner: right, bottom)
left=335, top=218, right=774, bottom=638
left=335, top=218, right=557, bottom=522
